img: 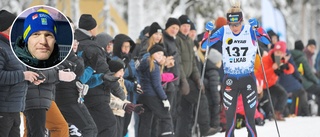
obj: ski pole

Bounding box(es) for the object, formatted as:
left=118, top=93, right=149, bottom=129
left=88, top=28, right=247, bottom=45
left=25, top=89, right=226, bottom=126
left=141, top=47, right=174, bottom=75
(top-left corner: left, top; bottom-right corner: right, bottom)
left=253, top=28, right=281, bottom=137
left=191, top=27, right=213, bottom=137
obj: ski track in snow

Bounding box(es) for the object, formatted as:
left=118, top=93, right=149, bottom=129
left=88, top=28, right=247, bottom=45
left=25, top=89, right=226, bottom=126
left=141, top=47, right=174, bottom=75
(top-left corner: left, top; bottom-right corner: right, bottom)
left=207, top=116, right=320, bottom=137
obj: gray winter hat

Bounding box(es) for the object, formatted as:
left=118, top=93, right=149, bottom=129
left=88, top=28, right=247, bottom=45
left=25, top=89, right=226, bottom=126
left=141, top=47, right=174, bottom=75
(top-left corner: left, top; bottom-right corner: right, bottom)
left=208, top=49, right=222, bottom=64
left=95, top=32, right=113, bottom=49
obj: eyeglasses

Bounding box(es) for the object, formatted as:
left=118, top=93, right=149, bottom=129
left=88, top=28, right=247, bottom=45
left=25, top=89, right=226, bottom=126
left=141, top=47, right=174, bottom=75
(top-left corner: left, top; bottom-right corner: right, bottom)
left=228, top=22, right=241, bottom=27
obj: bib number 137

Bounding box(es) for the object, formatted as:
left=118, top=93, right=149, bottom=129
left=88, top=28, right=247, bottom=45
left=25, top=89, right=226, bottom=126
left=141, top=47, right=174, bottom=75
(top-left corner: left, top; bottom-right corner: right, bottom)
left=225, top=47, right=248, bottom=57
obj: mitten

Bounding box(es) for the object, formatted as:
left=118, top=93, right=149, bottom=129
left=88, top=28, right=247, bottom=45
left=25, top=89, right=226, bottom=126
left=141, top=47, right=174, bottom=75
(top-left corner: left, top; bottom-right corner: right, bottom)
left=249, top=18, right=259, bottom=28
left=59, top=70, right=76, bottom=82
left=134, top=104, right=145, bottom=114
left=205, top=21, right=215, bottom=31
left=102, top=73, right=119, bottom=82
left=162, top=99, right=170, bottom=111
left=123, top=103, right=135, bottom=114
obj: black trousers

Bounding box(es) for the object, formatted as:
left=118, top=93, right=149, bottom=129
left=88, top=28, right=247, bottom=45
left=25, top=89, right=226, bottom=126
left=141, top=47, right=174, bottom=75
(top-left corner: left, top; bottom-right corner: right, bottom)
left=138, top=95, right=174, bottom=137
left=58, top=103, right=98, bottom=137
left=24, top=108, right=47, bottom=137
left=175, top=95, right=193, bottom=137
left=288, top=88, right=310, bottom=116
left=222, top=75, right=257, bottom=137
left=271, top=83, right=288, bottom=112
left=115, top=116, right=124, bottom=137
left=85, top=96, right=117, bottom=137
left=0, top=112, right=20, bottom=137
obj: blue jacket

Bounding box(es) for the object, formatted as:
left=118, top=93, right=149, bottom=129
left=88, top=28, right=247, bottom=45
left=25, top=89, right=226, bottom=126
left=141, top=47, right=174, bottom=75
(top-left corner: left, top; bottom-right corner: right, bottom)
left=0, top=34, right=27, bottom=112
left=278, top=52, right=303, bottom=93
left=138, top=57, right=167, bottom=100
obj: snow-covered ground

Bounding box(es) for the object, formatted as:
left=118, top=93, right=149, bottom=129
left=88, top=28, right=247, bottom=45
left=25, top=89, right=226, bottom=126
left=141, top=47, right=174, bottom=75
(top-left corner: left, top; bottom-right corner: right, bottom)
left=20, top=115, right=320, bottom=137
left=208, top=116, right=320, bottom=137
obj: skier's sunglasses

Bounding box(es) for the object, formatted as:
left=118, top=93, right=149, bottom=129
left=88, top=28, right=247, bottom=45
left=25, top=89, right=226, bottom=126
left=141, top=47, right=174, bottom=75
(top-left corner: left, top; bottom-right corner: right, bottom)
left=228, top=22, right=241, bottom=27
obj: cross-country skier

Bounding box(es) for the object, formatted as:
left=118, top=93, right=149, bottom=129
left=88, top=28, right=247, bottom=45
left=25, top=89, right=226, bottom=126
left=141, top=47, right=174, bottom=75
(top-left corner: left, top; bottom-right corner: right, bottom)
left=201, top=2, right=270, bottom=136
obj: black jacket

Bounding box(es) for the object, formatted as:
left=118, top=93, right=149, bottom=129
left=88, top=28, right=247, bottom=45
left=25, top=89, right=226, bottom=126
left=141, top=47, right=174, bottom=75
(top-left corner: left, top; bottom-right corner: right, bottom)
left=75, top=29, right=111, bottom=74
left=204, top=60, right=221, bottom=105
left=0, top=34, right=28, bottom=112
left=55, top=51, right=85, bottom=105
left=24, top=68, right=59, bottom=110
left=75, top=29, right=120, bottom=106
left=13, top=36, right=60, bottom=68
left=162, top=31, right=181, bottom=87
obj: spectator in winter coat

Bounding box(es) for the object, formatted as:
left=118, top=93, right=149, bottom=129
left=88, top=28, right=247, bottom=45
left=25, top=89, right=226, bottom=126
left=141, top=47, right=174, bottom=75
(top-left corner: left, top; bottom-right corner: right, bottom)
left=162, top=17, right=181, bottom=126
left=17, top=9, right=73, bottom=137
left=75, top=14, right=121, bottom=137
left=175, top=14, right=204, bottom=137
left=278, top=50, right=310, bottom=116
left=291, top=40, right=320, bottom=116
left=112, top=33, right=141, bottom=136
left=267, top=29, right=279, bottom=47
left=13, top=9, right=61, bottom=68
left=0, top=10, right=40, bottom=137
left=137, top=44, right=174, bottom=137
left=256, top=41, right=294, bottom=121
left=139, top=22, right=164, bottom=59
left=304, top=39, right=317, bottom=70
left=55, top=44, right=98, bottom=136
left=95, top=32, right=114, bottom=59
left=204, top=49, right=223, bottom=130
left=108, top=59, right=144, bottom=137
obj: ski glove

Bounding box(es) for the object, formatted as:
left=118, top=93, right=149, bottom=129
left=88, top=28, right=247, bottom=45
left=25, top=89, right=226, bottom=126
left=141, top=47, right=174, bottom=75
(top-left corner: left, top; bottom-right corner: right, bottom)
left=102, top=73, right=119, bottom=82
left=249, top=18, right=259, bottom=28
left=205, top=21, right=215, bottom=31
left=59, top=70, right=76, bottom=82
left=162, top=99, right=170, bottom=111
left=123, top=103, right=136, bottom=114
left=134, top=104, right=145, bottom=115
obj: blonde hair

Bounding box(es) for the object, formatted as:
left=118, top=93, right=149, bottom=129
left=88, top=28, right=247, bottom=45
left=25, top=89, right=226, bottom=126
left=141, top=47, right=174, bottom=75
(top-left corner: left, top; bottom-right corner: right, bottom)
left=148, top=53, right=164, bottom=73
left=147, top=37, right=163, bottom=52
left=227, top=0, right=242, bottom=13
left=148, top=56, right=156, bottom=72
left=147, top=36, right=164, bottom=72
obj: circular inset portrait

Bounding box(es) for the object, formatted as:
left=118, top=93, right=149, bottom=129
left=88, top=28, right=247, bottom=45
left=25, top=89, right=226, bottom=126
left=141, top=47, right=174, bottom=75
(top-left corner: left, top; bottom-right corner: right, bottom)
left=10, top=5, right=73, bottom=70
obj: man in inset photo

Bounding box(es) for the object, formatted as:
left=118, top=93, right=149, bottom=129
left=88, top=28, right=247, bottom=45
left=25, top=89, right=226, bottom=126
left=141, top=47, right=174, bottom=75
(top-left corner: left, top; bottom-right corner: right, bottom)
left=12, top=8, right=68, bottom=69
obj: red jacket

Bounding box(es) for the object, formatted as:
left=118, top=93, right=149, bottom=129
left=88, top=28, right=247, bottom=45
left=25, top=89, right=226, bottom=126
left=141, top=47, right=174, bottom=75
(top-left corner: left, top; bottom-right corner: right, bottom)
left=255, top=51, right=294, bottom=89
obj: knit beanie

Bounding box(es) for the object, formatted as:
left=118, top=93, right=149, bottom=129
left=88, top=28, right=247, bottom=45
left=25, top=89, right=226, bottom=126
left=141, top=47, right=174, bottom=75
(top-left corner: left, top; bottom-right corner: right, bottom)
left=215, top=17, right=227, bottom=29
left=78, top=14, right=97, bottom=31
left=208, top=49, right=222, bottom=64
left=149, top=22, right=162, bottom=37
left=149, top=43, right=165, bottom=55
left=294, top=40, right=304, bottom=51
left=307, top=39, right=316, bottom=46
left=165, top=17, right=181, bottom=30
left=95, top=32, right=113, bottom=49
left=190, top=22, right=196, bottom=30
left=142, top=26, right=150, bottom=35
left=0, top=10, right=16, bottom=31
left=23, top=9, right=57, bottom=43
left=108, top=59, right=125, bottom=73
left=178, top=15, right=191, bottom=25
left=273, top=41, right=286, bottom=53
